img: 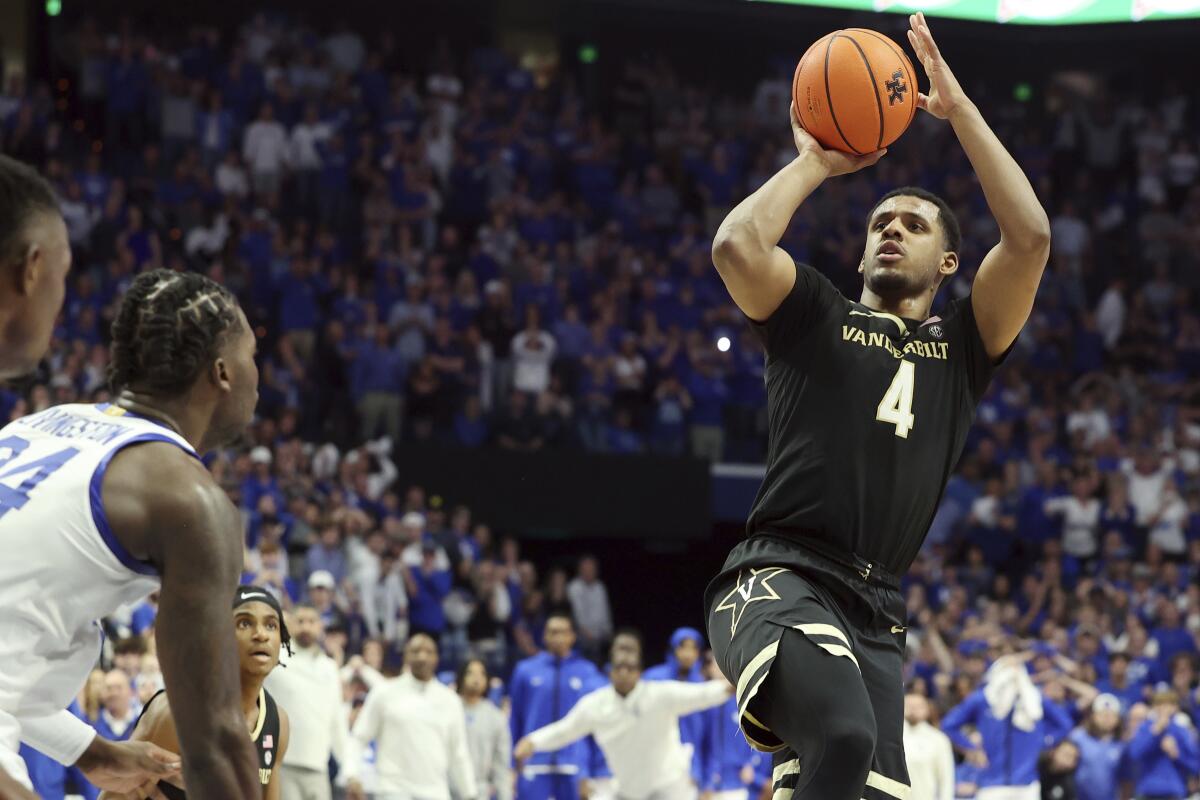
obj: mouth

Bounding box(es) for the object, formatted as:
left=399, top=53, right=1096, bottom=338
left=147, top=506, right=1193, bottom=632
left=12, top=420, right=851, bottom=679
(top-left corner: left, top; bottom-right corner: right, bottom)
left=876, top=242, right=905, bottom=262
left=250, top=651, right=273, bottom=663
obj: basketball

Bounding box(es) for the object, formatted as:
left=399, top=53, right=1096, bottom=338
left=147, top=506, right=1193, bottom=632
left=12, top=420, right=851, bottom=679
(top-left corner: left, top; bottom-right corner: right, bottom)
left=793, top=29, right=918, bottom=155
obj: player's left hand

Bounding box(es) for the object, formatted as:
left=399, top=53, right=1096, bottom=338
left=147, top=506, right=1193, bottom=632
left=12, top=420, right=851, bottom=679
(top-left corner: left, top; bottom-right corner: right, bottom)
left=75, top=738, right=181, bottom=796
left=906, top=12, right=970, bottom=119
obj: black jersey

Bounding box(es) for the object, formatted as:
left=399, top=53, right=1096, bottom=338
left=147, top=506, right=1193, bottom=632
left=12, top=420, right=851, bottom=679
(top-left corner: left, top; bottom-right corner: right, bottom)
left=135, top=687, right=281, bottom=799
left=745, top=261, right=1001, bottom=575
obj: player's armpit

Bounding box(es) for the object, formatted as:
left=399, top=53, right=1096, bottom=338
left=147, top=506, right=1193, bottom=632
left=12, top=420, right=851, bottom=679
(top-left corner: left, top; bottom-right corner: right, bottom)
left=970, top=236, right=1050, bottom=360
left=711, top=235, right=798, bottom=323
left=103, top=446, right=261, bottom=799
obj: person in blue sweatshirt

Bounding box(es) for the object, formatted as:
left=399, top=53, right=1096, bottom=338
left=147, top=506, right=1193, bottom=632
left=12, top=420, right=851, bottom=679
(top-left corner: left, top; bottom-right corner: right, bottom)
left=700, top=659, right=757, bottom=800
left=642, top=627, right=708, bottom=787
left=941, top=655, right=1074, bottom=798
left=1127, top=688, right=1200, bottom=800
left=1068, top=693, right=1127, bottom=800
left=509, top=611, right=604, bottom=800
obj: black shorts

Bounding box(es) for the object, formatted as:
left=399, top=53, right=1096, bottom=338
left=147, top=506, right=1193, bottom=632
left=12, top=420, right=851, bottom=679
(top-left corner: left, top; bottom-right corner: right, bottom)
left=703, top=534, right=910, bottom=795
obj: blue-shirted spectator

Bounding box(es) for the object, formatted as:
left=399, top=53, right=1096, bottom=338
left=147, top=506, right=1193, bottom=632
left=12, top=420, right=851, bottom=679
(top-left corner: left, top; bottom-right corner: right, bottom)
left=93, top=670, right=140, bottom=744
left=1127, top=689, right=1200, bottom=799
left=508, top=613, right=603, bottom=800
left=942, top=658, right=1074, bottom=796
left=1069, top=694, right=1126, bottom=800
left=306, top=523, right=348, bottom=585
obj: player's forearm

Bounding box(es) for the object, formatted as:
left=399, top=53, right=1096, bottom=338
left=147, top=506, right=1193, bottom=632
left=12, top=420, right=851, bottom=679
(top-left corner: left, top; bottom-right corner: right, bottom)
left=947, top=101, right=1050, bottom=246
left=713, top=152, right=829, bottom=263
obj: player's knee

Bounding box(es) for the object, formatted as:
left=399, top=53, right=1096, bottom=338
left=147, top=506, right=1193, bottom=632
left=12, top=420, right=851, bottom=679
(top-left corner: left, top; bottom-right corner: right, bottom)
left=823, top=711, right=876, bottom=772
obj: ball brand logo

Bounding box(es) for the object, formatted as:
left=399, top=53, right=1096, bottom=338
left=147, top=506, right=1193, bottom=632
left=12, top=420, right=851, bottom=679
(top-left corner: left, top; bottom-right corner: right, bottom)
left=806, top=87, right=822, bottom=120
left=885, top=70, right=907, bottom=105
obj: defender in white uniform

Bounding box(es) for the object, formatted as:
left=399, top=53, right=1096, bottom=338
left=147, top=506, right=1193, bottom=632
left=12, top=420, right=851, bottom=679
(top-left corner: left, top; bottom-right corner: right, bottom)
left=0, top=269, right=264, bottom=800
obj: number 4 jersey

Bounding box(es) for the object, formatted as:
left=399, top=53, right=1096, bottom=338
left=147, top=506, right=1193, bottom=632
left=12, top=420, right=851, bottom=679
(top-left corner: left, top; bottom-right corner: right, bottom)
left=0, top=403, right=195, bottom=720
left=743, top=262, right=1002, bottom=577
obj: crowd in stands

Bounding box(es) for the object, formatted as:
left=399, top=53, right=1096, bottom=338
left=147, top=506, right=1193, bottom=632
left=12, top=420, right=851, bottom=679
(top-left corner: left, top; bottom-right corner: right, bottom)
left=4, top=6, right=1200, bottom=800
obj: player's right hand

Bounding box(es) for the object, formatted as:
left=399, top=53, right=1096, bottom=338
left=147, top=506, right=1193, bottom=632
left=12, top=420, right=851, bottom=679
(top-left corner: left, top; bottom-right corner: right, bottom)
left=791, top=102, right=886, bottom=177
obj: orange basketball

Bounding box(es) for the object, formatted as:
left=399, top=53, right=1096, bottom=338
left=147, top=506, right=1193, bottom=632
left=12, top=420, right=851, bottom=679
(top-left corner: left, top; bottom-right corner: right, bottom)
left=793, top=29, right=918, bottom=155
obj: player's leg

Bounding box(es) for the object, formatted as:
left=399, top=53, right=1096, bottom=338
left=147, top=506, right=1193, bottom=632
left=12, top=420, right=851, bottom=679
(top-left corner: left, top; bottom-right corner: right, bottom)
left=747, top=628, right=876, bottom=800
left=855, top=625, right=911, bottom=800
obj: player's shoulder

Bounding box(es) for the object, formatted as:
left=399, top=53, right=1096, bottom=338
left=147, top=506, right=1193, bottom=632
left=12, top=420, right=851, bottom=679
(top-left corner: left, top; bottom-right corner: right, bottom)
left=106, top=442, right=229, bottom=521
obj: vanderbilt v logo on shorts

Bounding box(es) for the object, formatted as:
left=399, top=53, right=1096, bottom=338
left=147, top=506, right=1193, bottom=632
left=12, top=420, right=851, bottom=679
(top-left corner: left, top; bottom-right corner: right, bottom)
left=714, top=567, right=788, bottom=638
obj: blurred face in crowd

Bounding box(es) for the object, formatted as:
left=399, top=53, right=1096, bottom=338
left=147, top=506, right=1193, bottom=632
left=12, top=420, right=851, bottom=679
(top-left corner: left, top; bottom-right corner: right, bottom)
left=293, top=606, right=323, bottom=649
left=310, top=585, right=333, bottom=610
left=234, top=600, right=282, bottom=680
left=460, top=659, right=488, bottom=698
left=674, top=637, right=700, bottom=672
left=363, top=639, right=384, bottom=671
left=1049, top=740, right=1079, bottom=773
left=611, top=650, right=642, bottom=696
left=544, top=615, right=576, bottom=659
left=904, top=693, right=931, bottom=725
left=405, top=634, right=438, bottom=682
left=1092, top=707, right=1120, bottom=736
left=579, top=557, right=597, bottom=583
left=103, top=670, right=133, bottom=716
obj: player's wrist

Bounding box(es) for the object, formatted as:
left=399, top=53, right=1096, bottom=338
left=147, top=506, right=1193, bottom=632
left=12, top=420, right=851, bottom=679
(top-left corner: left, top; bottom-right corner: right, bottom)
left=73, top=732, right=111, bottom=770
left=793, top=150, right=833, bottom=180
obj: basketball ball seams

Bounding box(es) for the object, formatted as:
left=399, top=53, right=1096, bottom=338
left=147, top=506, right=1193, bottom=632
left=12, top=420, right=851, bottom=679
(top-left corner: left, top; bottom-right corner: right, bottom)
left=842, top=34, right=886, bottom=151
left=824, top=35, right=862, bottom=155
left=848, top=28, right=918, bottom=129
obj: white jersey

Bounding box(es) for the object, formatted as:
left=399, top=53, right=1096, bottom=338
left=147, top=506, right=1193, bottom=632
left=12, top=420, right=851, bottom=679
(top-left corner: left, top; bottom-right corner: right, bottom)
left=0, top=402, right=194, bottom=719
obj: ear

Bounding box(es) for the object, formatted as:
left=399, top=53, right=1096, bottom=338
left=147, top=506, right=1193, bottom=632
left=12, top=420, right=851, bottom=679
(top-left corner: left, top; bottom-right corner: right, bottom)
left=18, top=243, right=42, bottom=297
left=939, top=251, right=959, bottom=278
left=212, top=356, right=233, bottom=392
left=858, top=257, right=866, bottom=275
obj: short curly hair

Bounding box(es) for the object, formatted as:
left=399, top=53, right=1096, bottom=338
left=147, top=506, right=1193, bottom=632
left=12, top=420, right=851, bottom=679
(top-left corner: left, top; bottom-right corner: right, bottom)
left=0, top=155, right=60, bottom=269
left=108, top=269, right=241, bottom=396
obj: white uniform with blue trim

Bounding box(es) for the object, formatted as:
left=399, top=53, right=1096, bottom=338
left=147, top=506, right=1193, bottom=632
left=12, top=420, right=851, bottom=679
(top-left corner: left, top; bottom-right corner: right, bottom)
left=0, top=403, right=194, bottom=785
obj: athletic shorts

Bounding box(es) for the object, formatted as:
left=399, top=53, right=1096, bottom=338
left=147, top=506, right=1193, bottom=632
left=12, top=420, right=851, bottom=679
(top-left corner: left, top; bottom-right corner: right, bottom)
left=703, top=534, right=910, bottom=799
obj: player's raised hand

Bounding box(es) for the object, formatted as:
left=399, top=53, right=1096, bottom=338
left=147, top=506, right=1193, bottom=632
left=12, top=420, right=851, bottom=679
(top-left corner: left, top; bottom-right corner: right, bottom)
left=790, top=102, right=886, bottom=177
left=906, top=13, right=968, bottom=119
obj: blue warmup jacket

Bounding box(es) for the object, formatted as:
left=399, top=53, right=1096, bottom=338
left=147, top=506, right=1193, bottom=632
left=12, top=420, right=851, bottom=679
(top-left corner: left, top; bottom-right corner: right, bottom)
left=1126, top=717, right=1200, bottom=798
left=702, top=693, right=757, bottom=791
left=509, top=650, right=604, bottom=777
left=643, top=627, right=707, bottom=783
left=941, top=688, right=1073, bottom=788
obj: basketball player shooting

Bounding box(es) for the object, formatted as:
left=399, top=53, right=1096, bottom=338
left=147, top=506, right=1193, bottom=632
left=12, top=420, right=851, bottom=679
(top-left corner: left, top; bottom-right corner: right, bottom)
left=704, top=13, right=1050, bottom=800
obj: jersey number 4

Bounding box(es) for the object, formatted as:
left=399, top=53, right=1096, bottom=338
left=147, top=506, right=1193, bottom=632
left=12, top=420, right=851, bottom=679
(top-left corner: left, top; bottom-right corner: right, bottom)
left=875, top=361, right=915, bottom=439
left=0, top=435, right=80, bottom=518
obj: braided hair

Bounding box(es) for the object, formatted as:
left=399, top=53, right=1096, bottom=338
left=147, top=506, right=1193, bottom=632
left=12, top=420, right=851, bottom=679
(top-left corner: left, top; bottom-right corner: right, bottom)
left=0, top=154, right=60, bottom=270
left=108, top=269, right=241, bottom=396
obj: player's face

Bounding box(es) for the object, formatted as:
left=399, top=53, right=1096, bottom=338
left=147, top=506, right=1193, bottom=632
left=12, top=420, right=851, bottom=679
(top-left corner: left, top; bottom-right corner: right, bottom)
left=405, top=635, right=438, bottom=681
left=210, top=307, right=259, bottom=447
left=234, top=602, right=282, bottom=679
left=859, top=196, right=956, bottom=298
left=0, top=212, right=71, bottom=379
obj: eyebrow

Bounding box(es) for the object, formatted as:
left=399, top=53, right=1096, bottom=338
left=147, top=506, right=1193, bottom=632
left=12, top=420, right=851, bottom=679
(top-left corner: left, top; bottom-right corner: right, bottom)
left=234, top=610, right=279, bottom=623
left=870, top=210, right=933, bottom=227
